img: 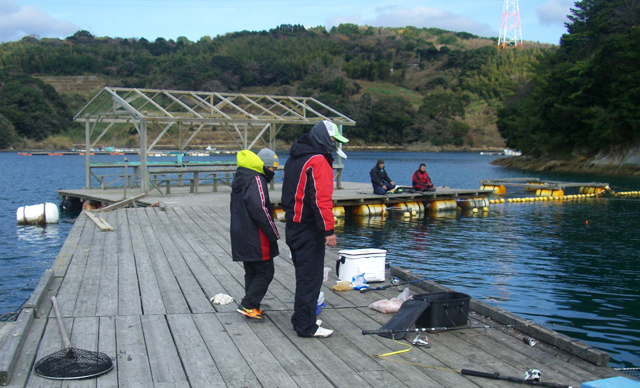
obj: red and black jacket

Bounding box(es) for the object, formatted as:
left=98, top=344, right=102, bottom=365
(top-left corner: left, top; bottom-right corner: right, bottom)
left=230, top=166, right=280, bottom=262
left=412, top=170, right=434, bottom=190
left=281, top=134, right=335, bottom=236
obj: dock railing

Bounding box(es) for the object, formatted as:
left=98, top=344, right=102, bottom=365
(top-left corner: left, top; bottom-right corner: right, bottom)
left=146, top=164, right=345, bottom=195
left=87, top=162, right=344, bottom=194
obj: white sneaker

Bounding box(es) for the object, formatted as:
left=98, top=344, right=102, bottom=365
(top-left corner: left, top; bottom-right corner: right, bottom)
left=316, top=319, right=322, bottom=326
left=313, top=327, right=333, bottom=338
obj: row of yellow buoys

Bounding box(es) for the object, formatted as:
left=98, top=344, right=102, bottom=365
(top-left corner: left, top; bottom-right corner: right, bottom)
left=613, top=191, right=640, bottom=197
left=495, top=192, right=601, bottom=204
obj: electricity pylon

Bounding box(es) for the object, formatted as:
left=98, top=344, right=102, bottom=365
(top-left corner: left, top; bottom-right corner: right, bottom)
left=498, top=0, right=523, bottom=48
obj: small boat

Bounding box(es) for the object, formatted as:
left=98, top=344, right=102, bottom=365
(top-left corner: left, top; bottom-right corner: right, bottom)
left=503, top=149, right=522, bottom=156
left=205, top=145, right=216, bottom=151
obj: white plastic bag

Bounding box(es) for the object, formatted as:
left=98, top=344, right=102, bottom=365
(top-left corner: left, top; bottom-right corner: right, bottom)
left=210, top=293, right=234, bottom=305
left=352, top=267, right=368, bottom=290
left=323, top=267, right=331, bottom=282
left=368, top=287, right=411, bottom=314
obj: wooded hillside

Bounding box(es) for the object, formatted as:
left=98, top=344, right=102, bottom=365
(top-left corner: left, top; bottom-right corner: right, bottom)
left=0, top=24, right=551, bottom=150
left=497, top=0, right=640, bottom=157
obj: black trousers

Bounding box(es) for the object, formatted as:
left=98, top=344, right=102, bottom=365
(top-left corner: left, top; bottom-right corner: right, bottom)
left=240, top=259, right=275, bottom=310
left=286, top=222, right=325, bottom=337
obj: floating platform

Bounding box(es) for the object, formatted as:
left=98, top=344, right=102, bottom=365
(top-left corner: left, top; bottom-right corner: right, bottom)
left=58, top=182, right=494, bottom=212
left=0, top=203, right=627, bottom=387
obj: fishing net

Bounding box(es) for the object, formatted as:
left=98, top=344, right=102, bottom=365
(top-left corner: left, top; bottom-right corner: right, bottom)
left=34, top=347, right=113, bottom=380
left=615, top=367, right=640, bottom=379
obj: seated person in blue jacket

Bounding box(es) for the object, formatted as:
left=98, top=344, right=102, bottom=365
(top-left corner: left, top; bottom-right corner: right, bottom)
left=370, top=159, right=396, bottom=194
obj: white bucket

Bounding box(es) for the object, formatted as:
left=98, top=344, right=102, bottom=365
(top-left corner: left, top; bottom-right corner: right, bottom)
left=336, top=249, right=386, bottom=282
left=16, top=203, right=59, bottom=224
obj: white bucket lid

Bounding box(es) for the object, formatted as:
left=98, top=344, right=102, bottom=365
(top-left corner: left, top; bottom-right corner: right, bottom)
left=338, top=248, right=387, bottom=256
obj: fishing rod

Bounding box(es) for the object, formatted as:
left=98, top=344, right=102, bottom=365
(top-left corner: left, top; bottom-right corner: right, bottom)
left=460, top=369, right=574, bottom=388
left=359, top=267, right=485, bottom=293
left=362, top=321, right=574, bottom=336
left=362, top=323, right=536, bottom=336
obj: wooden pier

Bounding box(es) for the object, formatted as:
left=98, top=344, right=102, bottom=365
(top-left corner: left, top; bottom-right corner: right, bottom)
left=58, top=181, right=493, bottom=210
left=0, top=198, right=627, bottom=387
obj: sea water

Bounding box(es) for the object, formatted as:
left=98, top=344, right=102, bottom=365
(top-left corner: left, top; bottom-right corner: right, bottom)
left=0, top=151, right=638, bottom=368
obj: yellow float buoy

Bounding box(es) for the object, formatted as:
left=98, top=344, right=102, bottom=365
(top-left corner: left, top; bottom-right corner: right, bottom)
left=404, top=212, right=410, bottom=218
left=472, top=208, right=479, bottom=213
left=482, top=207, right=488, bottom=212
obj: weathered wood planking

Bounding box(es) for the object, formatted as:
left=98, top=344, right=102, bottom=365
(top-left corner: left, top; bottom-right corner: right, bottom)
left=150, top=208, right=237, bottom=313
left=132, top=209, right=190, bottom=314
left=215, top=312, right=300, bottom=388
left=115, top=210, right=142, bottom=316
left=191, top=313, right=262, bottom=387
left=115, top=315, right=154, bottom=387
left=55, top=215, right=95, bottom=317
left=165, top=314, right=224, bottom=387
left=179, top=206, right=292, bottom=311
left=96, top=212, right=119, bottom=317
left=126, top=208, right=166, bottom=315
left=141, top=315, right=189, bottom=387
left=142, top=208, right=214, bottom=314
left=6, top=205, right=624, bottom=388
left=50, top=213, right=88, bottom=277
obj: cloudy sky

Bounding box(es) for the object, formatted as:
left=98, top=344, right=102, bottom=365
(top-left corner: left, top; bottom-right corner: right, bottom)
left=1, top=0, right=575, bottom=44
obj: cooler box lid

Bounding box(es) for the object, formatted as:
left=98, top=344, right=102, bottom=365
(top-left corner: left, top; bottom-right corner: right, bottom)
left=338, top=249, right=387, bottom=256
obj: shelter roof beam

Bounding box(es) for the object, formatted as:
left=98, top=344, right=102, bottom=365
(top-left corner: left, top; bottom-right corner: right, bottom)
left=182, top=123, right=206, bottom=149
left=91, top=119, right=117, bottom=150
left=133, top=89, right=174, bottom=118
left=237, top=95, right=281, bottom=120
left=263, top=96, right=306, bottom=121
left=248, top=123, right=271, bottom=150
left=147, top=122, right=176, bottom=152
left=162, top=91, right=203, bottom=118
left=188, top=92, right=231, bottom=119
left=212, top=93, right=260, bottom=121
left=103, top=88, right=144, bottom=120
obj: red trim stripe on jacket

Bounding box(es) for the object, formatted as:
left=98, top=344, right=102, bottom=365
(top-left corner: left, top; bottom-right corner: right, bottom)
left=255, top=175, right=280, bottom=239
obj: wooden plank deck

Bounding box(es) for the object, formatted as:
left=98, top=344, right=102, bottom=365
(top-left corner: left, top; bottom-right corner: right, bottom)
left=2, top=204, right=626, bottom=388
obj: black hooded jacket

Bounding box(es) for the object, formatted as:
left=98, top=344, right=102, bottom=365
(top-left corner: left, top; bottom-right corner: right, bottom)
left=370, top=165, right=393, bottom=186
left=230, top=153, right=280, bottom=262
left=281, top=123, right=336, bottom=236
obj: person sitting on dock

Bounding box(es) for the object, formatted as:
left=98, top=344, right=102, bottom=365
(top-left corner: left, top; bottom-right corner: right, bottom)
left=412, top=163, right=435, bottom=191
left=370, top=159, right=396, bottom=194
left=230, top=148, right=281, bottom=320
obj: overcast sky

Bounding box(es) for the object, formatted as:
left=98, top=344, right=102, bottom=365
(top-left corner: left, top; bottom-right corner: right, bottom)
left=1, top=0, right=575, bottom=44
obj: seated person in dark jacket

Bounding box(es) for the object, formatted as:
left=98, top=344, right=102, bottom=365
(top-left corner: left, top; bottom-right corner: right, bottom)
left=230, top=148, right=280, bottom=320
left=370, top=159, right=396, bottom=194
left=412, top=163, right=434, bottom=191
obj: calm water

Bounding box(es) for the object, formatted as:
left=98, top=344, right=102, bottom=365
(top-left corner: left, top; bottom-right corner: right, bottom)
left=1, top=151, right=639, bottom=368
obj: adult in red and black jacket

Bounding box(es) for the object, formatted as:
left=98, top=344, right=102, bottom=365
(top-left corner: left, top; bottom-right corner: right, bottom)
left=230, top=150, right=280, bottom=313
left=412, top=163, right=434, bottom=191
left=281, top=120, right=347, bottom=337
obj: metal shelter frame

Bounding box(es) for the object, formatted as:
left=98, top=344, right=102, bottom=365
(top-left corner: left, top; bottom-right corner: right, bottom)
left=74, top=87, right=356, bottom=193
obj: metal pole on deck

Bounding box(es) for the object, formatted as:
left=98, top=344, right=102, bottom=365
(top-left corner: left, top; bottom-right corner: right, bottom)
left=336, top=122, right=344, bottom=189
left=85, top=120, right=91, bottom=188
left=270, top=123, right=275, bottom=190
left=140, top=120, right=148, bottom=194
left=124, top=158, right=128, bottom=199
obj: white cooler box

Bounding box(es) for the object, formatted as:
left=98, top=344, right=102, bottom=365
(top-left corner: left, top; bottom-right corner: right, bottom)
left=336, top=249, right=387, bottom=282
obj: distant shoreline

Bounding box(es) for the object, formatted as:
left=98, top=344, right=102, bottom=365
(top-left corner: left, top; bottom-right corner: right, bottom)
left=492, top=154, right=640, bottom=176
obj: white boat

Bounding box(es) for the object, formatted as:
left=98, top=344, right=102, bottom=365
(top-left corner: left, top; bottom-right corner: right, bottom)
left=503, top=149, right=522, bottom=156
left=205, top=145, right=216, bottom=151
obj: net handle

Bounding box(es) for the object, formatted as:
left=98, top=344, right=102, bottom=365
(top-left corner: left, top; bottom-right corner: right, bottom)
left=51, top=297, right=71, bottom=349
